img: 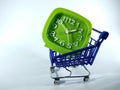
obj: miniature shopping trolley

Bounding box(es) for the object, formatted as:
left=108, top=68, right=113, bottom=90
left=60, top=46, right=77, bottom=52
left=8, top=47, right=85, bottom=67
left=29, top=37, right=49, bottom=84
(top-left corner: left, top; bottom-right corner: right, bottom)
left=49, top=28, right=109, bottom=84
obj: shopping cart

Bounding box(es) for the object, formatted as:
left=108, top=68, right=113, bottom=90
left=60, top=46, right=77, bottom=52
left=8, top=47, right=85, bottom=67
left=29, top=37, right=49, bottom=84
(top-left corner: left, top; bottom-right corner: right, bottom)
left=49, top=28, right=109, bottom=84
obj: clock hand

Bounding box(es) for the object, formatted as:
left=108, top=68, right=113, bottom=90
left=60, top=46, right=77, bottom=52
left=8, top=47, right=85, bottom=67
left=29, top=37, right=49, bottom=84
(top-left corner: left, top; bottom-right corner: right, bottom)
left=60, top=23, right=73, bottom=44
left=61, top=23, right=66, bottom=29
left=69, top=29, right=77, bottom=33
left=65, top=29, right=77, bottom=34
left=61, top=23, right=69, bottom=34
left=67, top=32, right=70, bottom=43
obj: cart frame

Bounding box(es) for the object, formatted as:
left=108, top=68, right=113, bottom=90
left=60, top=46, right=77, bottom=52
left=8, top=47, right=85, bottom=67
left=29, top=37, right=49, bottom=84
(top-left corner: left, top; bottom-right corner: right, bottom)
left=49, top=28, right=109, bottom=84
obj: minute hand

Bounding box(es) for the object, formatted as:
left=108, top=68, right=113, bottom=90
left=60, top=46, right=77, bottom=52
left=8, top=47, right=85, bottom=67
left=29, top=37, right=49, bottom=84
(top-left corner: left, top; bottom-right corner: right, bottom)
left=61, top=24, right=69, bottom=34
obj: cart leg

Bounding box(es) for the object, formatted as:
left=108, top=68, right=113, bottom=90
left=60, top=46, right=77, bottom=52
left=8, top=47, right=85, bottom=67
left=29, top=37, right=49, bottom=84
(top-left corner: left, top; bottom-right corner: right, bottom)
left=65, top=67, right=72, bottom=76
left=83, top=76, right=89, bottom=82
left=54, top=78, right=60, bottom=85
left=83, top=65, right=90, bottom=82
left=50, top=66, right=55, bottom=73
left=83, top=65, right=90, bottom=76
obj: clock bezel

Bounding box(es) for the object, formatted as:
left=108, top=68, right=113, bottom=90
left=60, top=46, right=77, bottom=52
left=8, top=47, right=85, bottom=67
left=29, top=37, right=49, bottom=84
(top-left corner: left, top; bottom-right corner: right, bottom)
left=42, top=8, right=92, bottom=53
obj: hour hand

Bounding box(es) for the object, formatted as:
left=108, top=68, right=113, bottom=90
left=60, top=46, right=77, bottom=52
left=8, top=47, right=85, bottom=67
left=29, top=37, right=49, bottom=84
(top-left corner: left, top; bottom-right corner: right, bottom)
left=69, top=29, right=77, bottom=33
left=65, top=29, right=77, bottom=34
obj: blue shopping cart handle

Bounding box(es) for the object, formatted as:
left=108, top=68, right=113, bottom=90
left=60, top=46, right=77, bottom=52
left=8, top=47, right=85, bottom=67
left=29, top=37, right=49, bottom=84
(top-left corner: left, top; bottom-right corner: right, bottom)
left=92, top=28, right=102, bottom=33
left=92, top=28, right=109, bottom=40
left=99, top=31, right=109, bottom=40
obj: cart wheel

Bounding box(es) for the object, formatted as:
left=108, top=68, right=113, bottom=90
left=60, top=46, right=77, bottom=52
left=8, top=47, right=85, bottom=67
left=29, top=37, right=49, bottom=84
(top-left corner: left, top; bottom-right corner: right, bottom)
left=54, top=78, right=60, bottom=85
left=50, top=67, right=55, bottom=73
left=83, top=76, right=89, bottom=82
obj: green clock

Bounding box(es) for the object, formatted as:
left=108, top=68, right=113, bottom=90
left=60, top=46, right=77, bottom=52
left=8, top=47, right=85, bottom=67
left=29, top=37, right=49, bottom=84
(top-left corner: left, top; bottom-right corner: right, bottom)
left=42, top=8, right=92, bottom=53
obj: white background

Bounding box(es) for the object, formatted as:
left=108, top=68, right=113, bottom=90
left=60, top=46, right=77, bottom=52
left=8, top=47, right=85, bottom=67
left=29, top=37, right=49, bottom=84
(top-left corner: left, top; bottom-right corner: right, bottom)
left=0, top=0, right=120, bottom=90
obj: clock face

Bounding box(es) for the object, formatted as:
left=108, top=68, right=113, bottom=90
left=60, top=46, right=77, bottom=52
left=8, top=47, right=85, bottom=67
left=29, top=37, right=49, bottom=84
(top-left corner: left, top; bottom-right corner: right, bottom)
left=42, top=8, right=92, bottom=53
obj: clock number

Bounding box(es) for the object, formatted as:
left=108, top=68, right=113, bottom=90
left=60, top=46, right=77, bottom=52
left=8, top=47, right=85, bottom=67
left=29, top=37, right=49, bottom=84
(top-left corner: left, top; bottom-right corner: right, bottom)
left=50, top=31, right=56, bottom=37
left=50, top=31, right=58, bottom=42
left=78, top=28, right=83, bottom=34
left=78, top=36, right=82, bottom=41
left=70, top=19, right=75, bottom=25
left=76, top=22, right=80, bottom=28
left=54, top=37, right=59, bottom=42
left=53, top=24, right=58, bottom=29
left=60, top=41, right=65, bottom=46
left=63, top=16, right=75, bottom=25
left=73, top=42, right=79, bottom=46
left=67, top=43, right=72, bottom=49
left=63, top=16, right=69, bottom=23
left=68, top=18, right=71, bottom=23
left=56, top=19, right=63, bottom=24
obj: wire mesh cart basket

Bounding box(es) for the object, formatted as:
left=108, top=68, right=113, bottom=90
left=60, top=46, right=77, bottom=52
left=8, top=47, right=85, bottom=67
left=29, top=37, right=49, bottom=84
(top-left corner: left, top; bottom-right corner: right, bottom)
left=49, top=28, right=109, bottom=84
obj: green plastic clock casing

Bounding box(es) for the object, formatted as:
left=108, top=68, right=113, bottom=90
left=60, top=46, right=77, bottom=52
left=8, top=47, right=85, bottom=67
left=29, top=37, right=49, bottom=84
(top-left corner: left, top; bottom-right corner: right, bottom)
left=42, top=8, right=92, bottom=54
